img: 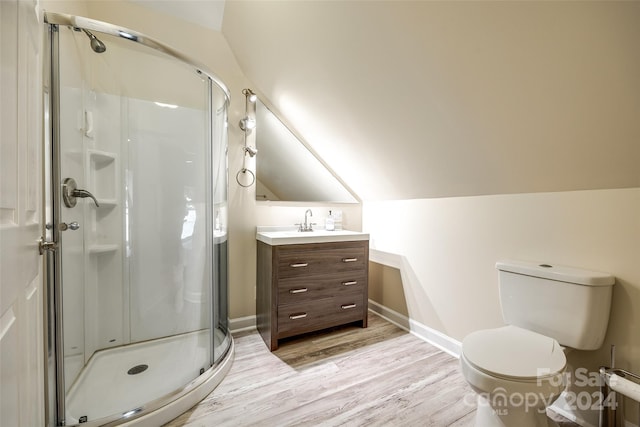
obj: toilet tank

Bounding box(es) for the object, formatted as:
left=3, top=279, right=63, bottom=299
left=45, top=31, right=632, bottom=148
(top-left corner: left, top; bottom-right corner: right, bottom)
left=497, top=260, right=615, bottom=350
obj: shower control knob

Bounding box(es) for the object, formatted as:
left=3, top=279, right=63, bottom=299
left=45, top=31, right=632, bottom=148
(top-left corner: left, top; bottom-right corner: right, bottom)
left=62, top=178, right=100, bottom=208
left=59, top=222, right=80, bottom=231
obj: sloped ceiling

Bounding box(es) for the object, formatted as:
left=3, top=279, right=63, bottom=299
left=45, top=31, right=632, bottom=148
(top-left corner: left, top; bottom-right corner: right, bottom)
left=222, top=1, right=640, bottom=201
left=130, top=0, right=226, bottom=31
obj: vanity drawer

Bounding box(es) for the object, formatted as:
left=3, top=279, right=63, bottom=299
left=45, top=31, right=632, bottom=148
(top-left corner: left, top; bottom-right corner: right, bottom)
left=277, top=293, right=366, bottom=339
left=277, top=246, right=366, bottom=279
left=277, top=273, right=366, bottom=305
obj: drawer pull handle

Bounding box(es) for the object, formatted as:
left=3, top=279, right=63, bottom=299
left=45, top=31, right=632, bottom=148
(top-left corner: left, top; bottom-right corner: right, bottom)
left=341, top=304, right=357, bottom=310
left=289, top=313, right=307, bottom=320
left=342, top=281, right=358, bottom=286
left=342, top=258, right=358, bottom=263
left=289, top=288, right=308, bottom=294
left=290, top=263, right=309, bottom=268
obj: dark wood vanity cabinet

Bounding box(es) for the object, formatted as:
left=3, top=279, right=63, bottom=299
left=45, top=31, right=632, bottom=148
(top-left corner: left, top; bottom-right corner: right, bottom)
left=257, top=240, right=369, bottom=351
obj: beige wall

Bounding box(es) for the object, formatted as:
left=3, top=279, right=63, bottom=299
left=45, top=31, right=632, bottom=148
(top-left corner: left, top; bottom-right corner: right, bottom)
left=364, top=188, right=640, bottom=419
left=369, top=262, right=408, bottom=317
left=41, top=0, right=88, bottom=16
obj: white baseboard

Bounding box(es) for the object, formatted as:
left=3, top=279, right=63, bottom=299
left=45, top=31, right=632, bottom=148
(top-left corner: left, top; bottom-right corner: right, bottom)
left=367, top=299, right=410, bottom=331
left=368, top=299, right=461, bottom=358
left=408, top=318, right=462, bottom=358
left=369, top=248, right=462, bottom=358
left=229, top=315, right=256, bottom=333
left=231, top=302, right=462, bottom=360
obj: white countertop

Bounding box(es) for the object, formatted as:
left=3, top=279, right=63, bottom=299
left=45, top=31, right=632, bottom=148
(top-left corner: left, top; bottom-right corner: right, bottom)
left=256, top=226, right=369, bottom=246
left=214, top=229, right=227, bottom=245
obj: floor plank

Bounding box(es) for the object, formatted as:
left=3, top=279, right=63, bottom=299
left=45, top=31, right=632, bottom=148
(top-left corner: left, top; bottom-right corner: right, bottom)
left=164, top=313, right=577, bottom=427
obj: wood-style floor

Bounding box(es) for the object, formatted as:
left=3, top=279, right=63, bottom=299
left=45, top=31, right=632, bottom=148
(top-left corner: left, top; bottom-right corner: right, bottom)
left=165, top=312, right=577, bottom=427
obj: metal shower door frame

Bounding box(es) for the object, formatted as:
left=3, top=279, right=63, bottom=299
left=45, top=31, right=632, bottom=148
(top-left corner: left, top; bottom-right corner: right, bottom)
left=43, top=12, right=231, bottom=426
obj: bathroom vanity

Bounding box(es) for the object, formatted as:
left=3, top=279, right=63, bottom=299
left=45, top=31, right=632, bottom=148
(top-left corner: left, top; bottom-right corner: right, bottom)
left=256, top=228, right=369, bottom=351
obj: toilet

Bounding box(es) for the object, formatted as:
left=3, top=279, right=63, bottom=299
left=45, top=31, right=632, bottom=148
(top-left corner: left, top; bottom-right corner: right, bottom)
left=460, top=260, right=615, bottom=427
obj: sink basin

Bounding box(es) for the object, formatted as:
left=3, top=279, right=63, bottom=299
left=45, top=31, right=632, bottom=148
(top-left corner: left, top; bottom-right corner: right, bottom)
left=256, top=227, right=369, bottom=245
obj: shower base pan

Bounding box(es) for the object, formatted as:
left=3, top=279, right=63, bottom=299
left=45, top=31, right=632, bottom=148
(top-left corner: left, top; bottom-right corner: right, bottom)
left=65, top=329, right=233, bottom=426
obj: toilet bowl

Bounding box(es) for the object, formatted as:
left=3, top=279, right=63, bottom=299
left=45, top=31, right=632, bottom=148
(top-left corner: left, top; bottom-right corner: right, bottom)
left=461, top=325, right=566, bottom=427
left=460, top=260, right=615, bottom=427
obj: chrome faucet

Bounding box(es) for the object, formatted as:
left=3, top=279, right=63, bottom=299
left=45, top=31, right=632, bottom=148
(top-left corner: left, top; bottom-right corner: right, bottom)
left=296, top=209, right=315, bottom=232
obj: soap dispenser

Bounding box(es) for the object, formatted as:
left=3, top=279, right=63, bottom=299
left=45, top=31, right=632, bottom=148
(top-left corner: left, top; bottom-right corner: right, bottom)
left=325, top=210, right=335, bottom=231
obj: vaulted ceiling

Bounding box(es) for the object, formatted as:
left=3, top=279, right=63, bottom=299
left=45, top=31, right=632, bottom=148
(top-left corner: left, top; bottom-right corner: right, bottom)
left=223, top=1, right=640, bottom=201
left=133, top=1, right=640, bottom=201
left=130, top=0, right=226, bottom=31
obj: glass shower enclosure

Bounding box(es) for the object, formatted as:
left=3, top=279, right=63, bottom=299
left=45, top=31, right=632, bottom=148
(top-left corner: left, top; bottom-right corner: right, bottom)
left=43, top=13, right=232, bottom=426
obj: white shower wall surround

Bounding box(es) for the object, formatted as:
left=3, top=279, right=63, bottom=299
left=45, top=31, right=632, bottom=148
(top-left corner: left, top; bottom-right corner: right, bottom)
left=128, top=98, right=211, bottom=342
left=59, top=87, right=125, bottom=386
left=61, top=89, right=212, bottom=384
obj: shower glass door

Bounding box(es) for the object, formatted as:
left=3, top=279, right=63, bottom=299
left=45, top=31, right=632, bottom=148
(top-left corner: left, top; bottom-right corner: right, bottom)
left=50, top=19, right=230, bottom=426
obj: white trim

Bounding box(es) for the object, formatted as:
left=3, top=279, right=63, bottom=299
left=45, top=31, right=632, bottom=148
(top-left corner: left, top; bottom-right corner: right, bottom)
left=229, top=315, right=256, bottom=333
left=369, top=248, right=462, bottom=358
left=369, top=248, right=403, bottom=269
left=367, top=300, right=410, bottom=331
left=368, top=300, right=461, bottom=359
left=408, top=318, right=462, bottom=358
left=233, top=303, right=462, bottom=359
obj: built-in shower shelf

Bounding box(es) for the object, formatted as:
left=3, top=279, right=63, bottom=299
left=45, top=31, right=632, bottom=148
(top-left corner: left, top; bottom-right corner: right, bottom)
left=87, top=149, right=118, bottom=202
left=88, top=244, right=118, bottom=254
left=89, top=150, right=117, bottom=165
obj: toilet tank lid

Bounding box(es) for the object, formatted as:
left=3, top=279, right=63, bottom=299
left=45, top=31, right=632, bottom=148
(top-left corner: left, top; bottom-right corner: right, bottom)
left=496, top=260, right=615, bottom=287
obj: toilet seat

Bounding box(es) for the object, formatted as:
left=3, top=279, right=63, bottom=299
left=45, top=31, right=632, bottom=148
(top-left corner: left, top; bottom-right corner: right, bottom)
left=462, top=325, right=566, bottom=381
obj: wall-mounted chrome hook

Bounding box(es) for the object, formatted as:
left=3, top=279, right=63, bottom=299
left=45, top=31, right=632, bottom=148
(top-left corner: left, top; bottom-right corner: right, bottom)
left=62, top=178, right=100, bottom=208
left=237, top=88, right=257, bottom=188
left=243, top=146, right=258, bottom=157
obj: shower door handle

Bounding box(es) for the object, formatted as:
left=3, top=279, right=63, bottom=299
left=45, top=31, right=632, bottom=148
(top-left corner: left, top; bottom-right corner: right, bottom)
left=62, top=178, right=100, bottom=208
